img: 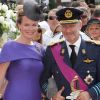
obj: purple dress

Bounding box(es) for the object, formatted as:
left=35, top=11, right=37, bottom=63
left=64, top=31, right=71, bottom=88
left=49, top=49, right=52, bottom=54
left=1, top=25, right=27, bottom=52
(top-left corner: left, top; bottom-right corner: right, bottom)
left=0, top=41, right=45, bottom=100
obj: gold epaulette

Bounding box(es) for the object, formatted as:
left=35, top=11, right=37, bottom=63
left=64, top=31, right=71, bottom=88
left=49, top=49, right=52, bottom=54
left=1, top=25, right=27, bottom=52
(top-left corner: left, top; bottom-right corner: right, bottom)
left=48, top=38, right=65, bottom=46
left=86, top=40, right=100, bottom=45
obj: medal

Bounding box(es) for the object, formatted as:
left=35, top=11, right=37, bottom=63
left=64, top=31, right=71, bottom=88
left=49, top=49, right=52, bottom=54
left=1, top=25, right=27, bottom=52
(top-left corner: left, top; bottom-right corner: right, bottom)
left=84, top=74, right=94, bottom=85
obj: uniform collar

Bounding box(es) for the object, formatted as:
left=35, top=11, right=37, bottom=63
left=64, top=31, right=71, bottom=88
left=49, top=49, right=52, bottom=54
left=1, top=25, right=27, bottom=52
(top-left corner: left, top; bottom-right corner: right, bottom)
left=65, top=36, right=81, bottom=48
left=65, top=36, right=81, bottom=55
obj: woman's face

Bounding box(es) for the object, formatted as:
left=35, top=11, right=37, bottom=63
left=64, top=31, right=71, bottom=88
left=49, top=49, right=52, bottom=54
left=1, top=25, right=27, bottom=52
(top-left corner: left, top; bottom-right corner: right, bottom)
left=18, top=16, right=38, bottom=40
left=87, top=24, right=100, bottom=40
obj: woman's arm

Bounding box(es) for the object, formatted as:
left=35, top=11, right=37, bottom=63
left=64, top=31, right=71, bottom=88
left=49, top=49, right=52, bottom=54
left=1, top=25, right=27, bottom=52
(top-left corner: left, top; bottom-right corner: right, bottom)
left=0, top=62, right=10, bottom=90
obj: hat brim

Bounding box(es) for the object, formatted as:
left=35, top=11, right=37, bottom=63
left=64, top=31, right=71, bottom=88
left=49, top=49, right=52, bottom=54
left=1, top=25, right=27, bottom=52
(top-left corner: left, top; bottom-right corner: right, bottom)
left=88, top=21, right=100, bottom=25
left=60, top=20, right=80, bottom=24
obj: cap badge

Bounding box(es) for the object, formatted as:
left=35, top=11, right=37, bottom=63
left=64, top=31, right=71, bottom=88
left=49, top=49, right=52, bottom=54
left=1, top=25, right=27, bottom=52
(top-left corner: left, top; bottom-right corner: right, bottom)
left=65, top=10, right=72, bottom=18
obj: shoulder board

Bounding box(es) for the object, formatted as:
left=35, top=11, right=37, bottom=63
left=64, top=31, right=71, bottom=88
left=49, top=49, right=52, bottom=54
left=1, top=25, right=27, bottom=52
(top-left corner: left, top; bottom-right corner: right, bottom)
left=48, top=38, right=65, bottom=46
left=86, top=40, right=100, bottom=45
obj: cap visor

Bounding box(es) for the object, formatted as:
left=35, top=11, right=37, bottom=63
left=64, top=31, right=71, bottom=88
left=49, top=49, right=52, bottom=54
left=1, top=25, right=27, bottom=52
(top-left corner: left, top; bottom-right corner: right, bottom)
left=60, top=20, right=80, bottom=24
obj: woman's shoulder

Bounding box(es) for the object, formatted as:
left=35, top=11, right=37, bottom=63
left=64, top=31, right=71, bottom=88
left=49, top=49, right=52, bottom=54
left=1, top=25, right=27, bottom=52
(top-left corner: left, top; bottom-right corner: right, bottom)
left=0, top=41, right=45, bottom=63
left=0, top=40, right=15, bottom=63
left=3, top=40, right=15, bottom=48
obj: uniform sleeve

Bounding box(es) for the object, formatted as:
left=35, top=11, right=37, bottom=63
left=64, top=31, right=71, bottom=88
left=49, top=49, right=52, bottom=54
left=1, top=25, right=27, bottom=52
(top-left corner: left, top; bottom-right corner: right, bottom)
left=40, top=47, right=53, bottom=95
left=87, top=47, right=100, bottom=100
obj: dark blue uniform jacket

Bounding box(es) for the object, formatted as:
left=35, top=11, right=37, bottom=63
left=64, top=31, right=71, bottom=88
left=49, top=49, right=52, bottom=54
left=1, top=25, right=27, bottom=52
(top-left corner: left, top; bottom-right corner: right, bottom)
left=41, top=39, right=100, bottom=100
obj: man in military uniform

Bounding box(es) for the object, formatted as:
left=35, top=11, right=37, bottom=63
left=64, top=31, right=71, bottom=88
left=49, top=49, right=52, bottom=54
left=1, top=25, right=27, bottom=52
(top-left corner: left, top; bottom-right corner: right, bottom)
left=41, top=7, right=100, bottom=100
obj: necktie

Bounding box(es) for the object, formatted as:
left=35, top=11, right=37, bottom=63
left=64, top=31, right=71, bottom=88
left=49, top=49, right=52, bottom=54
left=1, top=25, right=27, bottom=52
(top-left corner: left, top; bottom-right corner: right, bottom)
left=69, top=45, right=77, bottom=68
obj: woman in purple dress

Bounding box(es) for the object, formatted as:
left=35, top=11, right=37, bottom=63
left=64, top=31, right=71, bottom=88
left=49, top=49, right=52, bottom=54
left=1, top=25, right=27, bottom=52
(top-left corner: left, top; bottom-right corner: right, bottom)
left=0, top=1, right=45, bottom=100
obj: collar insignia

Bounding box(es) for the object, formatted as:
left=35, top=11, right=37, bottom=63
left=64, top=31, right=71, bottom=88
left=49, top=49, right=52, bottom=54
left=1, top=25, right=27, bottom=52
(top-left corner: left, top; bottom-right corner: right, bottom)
left=84, top=74, right=94, bottom=85
left=82, top=49, right=86, bottom=54
left=61, top=48, right=65, bottom=55
left=83, top=58, right=94, bottom=63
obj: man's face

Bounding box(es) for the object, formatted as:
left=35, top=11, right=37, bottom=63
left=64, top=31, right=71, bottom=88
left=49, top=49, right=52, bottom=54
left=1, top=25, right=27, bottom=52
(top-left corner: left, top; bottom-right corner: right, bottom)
left=61, top=22, right=82, bottom=43
left=47, top=10, right=60, bottom=31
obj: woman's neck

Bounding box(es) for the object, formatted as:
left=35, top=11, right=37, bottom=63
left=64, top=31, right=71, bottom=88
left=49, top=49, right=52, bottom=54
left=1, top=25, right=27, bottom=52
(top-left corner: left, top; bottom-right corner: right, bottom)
left=15, top=36, right=33, bottom=45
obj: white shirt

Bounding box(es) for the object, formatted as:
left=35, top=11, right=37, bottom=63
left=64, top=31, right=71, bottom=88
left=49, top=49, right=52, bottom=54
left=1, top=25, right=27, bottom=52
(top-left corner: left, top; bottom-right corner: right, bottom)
left=79, top=31, right=91, bottom=41
left=42, top=29, right=53, bottom=48
left=38, top=21, right=53, bottom=48
left=38, top=21, right=50, bottom=31
left=65, top=36, right=81, bottom=57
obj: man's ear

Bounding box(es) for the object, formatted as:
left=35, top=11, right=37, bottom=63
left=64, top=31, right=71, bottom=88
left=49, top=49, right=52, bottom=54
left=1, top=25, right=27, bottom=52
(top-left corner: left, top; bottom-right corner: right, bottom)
left=79, top=20, right=82, bottom=30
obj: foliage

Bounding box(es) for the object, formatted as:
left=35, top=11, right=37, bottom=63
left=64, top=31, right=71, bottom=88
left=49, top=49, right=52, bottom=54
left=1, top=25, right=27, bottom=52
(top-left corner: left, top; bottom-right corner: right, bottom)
left=0, top=3, right=19, bottom=39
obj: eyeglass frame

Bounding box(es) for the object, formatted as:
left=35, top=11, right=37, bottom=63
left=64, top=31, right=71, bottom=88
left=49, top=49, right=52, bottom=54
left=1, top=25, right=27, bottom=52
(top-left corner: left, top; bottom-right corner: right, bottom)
left=48, top=16, right=58, bottom=20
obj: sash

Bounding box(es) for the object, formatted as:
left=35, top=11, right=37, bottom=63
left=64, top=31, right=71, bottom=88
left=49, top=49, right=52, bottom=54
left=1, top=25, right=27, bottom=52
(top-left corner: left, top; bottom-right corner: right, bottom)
left=51, top=43, right=88, bottom=90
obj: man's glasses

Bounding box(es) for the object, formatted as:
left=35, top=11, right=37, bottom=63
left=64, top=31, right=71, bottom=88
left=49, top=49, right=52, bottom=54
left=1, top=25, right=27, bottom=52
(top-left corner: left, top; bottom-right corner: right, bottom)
left=48, top=16, right=58, bottom=20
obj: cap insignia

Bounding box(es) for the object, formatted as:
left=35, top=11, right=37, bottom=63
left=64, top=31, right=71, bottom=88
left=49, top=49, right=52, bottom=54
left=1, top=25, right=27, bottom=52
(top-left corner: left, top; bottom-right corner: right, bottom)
left=65, top=10, right=72, bottom=18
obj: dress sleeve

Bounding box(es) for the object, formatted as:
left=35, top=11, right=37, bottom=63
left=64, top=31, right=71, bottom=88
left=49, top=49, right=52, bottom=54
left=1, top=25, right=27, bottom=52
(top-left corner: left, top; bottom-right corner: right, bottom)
left=0, top=41, right=45, bottom=63
left=0, top=42, right=11, bottom=63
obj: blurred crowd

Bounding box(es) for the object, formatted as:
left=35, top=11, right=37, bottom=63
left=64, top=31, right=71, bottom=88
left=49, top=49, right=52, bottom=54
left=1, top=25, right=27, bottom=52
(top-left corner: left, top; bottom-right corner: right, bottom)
left=33, top=0, right=100, bottom=48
